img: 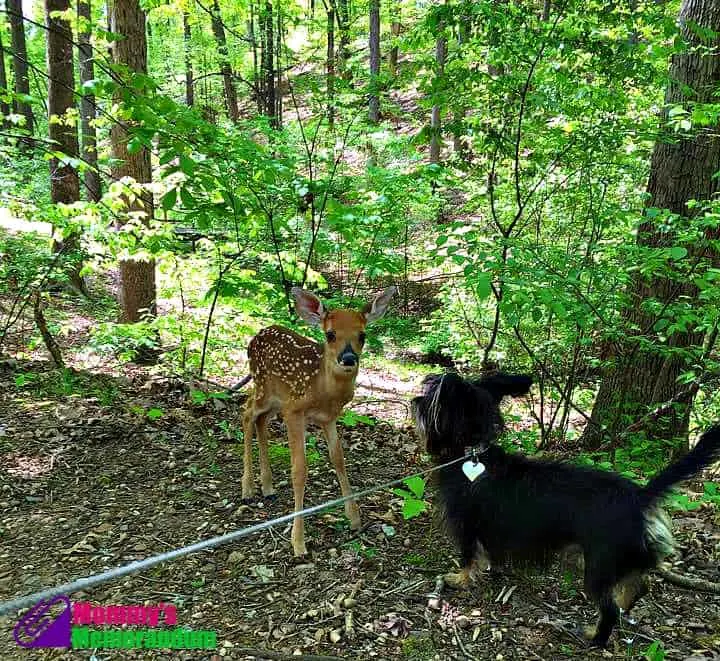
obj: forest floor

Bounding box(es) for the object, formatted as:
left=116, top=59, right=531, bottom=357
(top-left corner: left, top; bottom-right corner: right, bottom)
left=1, top=352, right=720, bottom=660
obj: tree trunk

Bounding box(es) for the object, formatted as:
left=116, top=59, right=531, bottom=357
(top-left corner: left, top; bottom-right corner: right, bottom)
left=0, top=29, right=10, bottom=128
left=261, top=0, right=276, bottom=126
left=78, top=0, right=101, bottom=202
left=209, top=0, right=239, bottom=123
left=275, top=2, right=283, bottom=127
left=7, top=0, right=34, bottom=142
left=337, top=0, right=350, bottom=78
left=582, top=0, right=720, bottom=450
left=110, top=0, right=157, bottom=324
left=368, top=0, right=380, bottom=123
left=326, top=5, right=335, bottom=127
left=429, top=32, right=446, bottom=163
left=387, top=0, right=400, bottom=77
left=46, top=0, right=87, bottom=294
left=250, top=0, right=261, bottom=113
left=183, top=12, right=194, bottom=107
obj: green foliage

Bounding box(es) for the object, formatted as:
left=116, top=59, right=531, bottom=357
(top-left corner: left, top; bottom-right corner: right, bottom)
left=643, top=640, right=666, bottom=661
left=339, top=410, right=376, bottom=427
left=393, top=476, right=427, bottom=520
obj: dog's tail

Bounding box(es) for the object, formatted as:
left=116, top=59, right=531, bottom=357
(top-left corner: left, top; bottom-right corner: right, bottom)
left=641, top=424, right=720, bottom=504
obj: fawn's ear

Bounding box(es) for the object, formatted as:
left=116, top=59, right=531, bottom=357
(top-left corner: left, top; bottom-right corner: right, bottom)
left=475, top=373, right=533, bottom=402
left=292, top=288, right=325, bottom=327
left=364, top=286, right=397, bottom=323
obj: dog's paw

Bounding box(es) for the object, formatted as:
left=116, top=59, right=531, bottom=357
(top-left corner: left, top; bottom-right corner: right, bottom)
left=443, top=569, right=472, bottom=589
left=580, top=625, right=609, bottom=649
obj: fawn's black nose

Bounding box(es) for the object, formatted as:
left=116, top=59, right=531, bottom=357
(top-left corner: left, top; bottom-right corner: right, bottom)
left=338, top=344, right=358, bottom=367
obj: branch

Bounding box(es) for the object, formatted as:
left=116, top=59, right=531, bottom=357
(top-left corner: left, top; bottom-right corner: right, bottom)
left=656, top=566, right=720, bottom=594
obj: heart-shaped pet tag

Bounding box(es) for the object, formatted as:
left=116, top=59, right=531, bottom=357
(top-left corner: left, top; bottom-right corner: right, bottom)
left=462, top=460, right=486, bottom=482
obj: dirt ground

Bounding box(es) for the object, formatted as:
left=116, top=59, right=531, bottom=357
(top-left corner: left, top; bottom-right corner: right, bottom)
left=1, top=361, right=719, bottom=661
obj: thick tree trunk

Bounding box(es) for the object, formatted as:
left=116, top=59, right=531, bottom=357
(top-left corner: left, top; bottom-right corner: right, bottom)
left=368, top=0, right=380, bottom=123
left=183, top=12, right=194, bottom=107
left=7, top=0, right=34, bottom=142
left=326, top=5, right=335, bottom=127
left=78, top=0, right=101, bottom=202
left=0, top=30, right=10, bottom=127
left=209, top=0, right=239, bottom=123
left=387, top=0, right=400, bottom=77
left=110, top=0, right=157, bottom=323
left=429, top=32, right=446, bottom=164
left=47, top=0, right=87, bottom=294
left=582, top=0, right=720, bottom=450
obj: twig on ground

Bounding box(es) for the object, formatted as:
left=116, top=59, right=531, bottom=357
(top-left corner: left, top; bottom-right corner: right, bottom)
left=655, top=566, right=720, bottom=593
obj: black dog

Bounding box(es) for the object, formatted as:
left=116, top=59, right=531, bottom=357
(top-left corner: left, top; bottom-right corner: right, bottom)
left=412, top=372, right=720, bottom=647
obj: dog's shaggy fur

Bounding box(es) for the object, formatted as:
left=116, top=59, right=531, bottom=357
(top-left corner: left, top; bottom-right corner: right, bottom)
left=412, top=372, right=720, bottom=647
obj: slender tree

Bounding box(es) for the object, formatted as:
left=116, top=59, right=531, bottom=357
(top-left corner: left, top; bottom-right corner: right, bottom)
left=368, top=0, right=380, bottom=122
left=325, top=0, right=335, bottom=127
left=7, top=0, right=34, bottom=141
left=387, top=0, right=400, bottom=77
left=429, top=29, right=446, bottom=163
left=182, top=12, right=194, bottom=107
left=0, top=27, right=10, bottom=127
left=261, top=0, right=276, bottom=126
left=77, top=0, right=101, bottom=201
left=582, top=0, right=720, bottom=450
left=110, top=0, right=157, bottom=323
left=336, top=0, right=350, bottom=77
left=209, top=0, right=239, bottom=122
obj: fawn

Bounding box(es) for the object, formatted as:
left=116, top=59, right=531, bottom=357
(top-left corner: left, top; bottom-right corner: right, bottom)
left=242, top=286, right=397, bottom=556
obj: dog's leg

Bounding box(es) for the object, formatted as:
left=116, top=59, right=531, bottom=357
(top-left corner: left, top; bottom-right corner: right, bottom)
left=613, top=572, right=649, bottom=612
left=583, top=574, right=619, bottom=648
left=444, top=540, right=490, bottom=589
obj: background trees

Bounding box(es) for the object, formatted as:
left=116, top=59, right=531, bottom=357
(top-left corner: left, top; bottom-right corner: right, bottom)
left=0, top=0, right=719, bottom=463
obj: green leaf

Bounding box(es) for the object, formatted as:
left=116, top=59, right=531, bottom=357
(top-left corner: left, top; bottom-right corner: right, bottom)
left=475, top=274, right=492, bottom=300
left=669, top=246, right=688, bottom=260
left=127, top=136, right=143, bottom=155
left=179, top=154, right=197, bottom=176
left=161, top=188, right=177, bottom=211
left=146, top=408, right=163, bottom=420
left=180, top=187, right=196, bottom=208
left=403, top=475, right=425, bottom=500
left=401, top=498, right=427, bottom=520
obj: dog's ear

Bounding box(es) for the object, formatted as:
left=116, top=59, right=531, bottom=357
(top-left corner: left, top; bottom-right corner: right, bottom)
left=475, top=373, right=532, bottom=402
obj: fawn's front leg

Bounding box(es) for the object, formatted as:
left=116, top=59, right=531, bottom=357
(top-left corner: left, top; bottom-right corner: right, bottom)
left=286, top=412, right=308, bottom=557
left=323, top=420, right=361, bottom=530
left=255, top=412, right=275, bottom=498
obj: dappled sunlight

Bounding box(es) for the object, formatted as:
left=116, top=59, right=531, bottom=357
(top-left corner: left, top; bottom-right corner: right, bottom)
left=2, top=452, right=55, bottom=479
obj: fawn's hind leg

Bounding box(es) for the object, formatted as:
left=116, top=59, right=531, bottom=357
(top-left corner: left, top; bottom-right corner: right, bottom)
left=241, top=399, right=258, bottom=501
left=256, top=411, right=276, bottom=498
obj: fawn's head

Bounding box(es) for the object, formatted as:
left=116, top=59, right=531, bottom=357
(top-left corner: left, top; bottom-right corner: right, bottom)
left=292, top=286, right=397, bottom=375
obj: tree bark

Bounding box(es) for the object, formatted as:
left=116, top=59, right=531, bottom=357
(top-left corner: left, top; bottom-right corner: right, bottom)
left=387, top=0, right=400, bottom=77
left=209, top=0, right=239, bottom=123
left=7, top=0, right=34, bottom=142
left=582, top=0, right=720, bottom=450
left=326, top=4, right=335, bottom=127
left=78, top=0, right=101, bottom=201
left=183, top=12, right=194, bottom=107
left=46, top=0, right=87, bottom=294
left=0, top=29, right=10, bottom=128
left=429, top=30, right=446, bottom=164
left=368, top=0, right=380, bottom=123
left=110, top=0, right=157, bottom=323
left=261, top=0, right=276, bottom=126
left=336, top=0, right=350, bottom=78
left=275, top=2, right=283, bottom=127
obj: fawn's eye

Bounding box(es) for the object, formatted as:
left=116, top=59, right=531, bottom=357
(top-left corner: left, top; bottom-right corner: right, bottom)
left=358, top=332, right=366, bottom=345
left=325, top=330, right=336, bottom=342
